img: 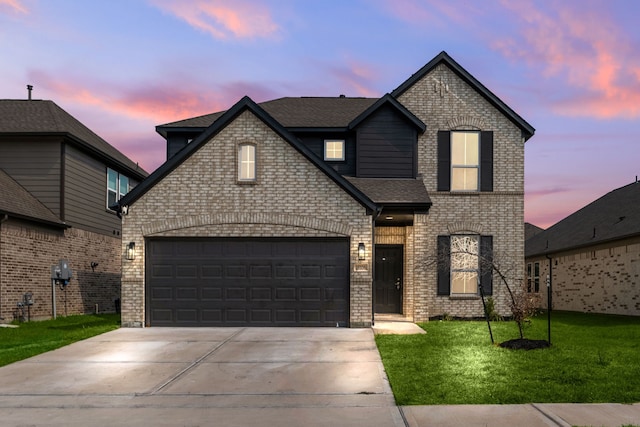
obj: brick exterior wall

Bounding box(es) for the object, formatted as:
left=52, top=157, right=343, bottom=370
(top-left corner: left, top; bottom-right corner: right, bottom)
left=122, top=61, right=528, bottom=326
left=527, top=236, right=640, bottom=316
left=0, top=218, right=121, bottom=321
left=397, top=63, right=526, bottom=320
left=121, top=111, right=373, bottom=327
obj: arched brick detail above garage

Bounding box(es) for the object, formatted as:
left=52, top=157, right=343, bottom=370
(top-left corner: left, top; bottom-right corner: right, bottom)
left=141, top=212, right=353, bottom=237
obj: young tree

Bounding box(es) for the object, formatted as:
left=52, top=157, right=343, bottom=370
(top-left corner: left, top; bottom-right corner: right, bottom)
left=437, top=237, right=542, bottom=340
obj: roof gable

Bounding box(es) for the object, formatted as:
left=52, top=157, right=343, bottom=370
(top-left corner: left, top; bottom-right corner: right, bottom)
left=391, top=51, right=535, bottom=141
left=526, top=182, right=640, bottom=257
left=348, top=94, right=426, bottom=132
left=0, top=100, right=147, bottom=178
left=0, top=169, right=66, bottom=228
left=120, top=96, right=376, bottom=211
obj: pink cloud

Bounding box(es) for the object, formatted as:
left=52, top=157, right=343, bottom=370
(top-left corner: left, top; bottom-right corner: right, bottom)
left=29, top=69, right=230, bottom=124
left=328, top=60, right=380, bottom=98
left=150, top=0, right=280, bottom=40
left=0, top=0, right=27, bottom=14
left=495, top=0, right=640, bottom=119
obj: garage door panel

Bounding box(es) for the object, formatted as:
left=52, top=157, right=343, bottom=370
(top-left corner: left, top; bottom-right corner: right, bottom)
left=146, top=238, right=349, bottom=327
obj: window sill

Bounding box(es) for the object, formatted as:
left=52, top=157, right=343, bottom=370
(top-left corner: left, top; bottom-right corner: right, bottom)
left=449, top=294, right=480, bottom=300
left=236, top=180, right=258, bottom=185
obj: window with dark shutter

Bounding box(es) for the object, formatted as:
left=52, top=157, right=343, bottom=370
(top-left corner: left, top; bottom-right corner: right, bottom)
left=480, top=131, right=493, bottom=192
left=437, top=235, right=450, bottom=295
left=437, top=131, right=451, bottom=191
left=438, top=130, right=494, bottom=192
left=480, top=235, right=493, bottom=295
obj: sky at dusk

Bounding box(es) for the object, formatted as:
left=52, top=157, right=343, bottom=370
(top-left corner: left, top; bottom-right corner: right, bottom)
left=1, top=0, right=639, bottom=229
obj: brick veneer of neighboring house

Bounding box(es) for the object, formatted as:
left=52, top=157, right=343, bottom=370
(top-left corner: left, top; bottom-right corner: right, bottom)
left=1, top=220, right=121, bottom=320
left=526, top=182, right=640, bottom=316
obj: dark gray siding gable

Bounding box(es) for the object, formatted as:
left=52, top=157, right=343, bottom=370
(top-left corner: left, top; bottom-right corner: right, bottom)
left=64, top=144, right=123, bottom=235
left=356, top=105, right=416, bottom=178
left=0, top=138, right=62, bottom=217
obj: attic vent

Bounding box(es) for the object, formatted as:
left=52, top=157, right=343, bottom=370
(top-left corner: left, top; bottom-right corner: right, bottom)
left=339, top=94, right=345, bottom=98
left=27, top=84, right=33, bottom=100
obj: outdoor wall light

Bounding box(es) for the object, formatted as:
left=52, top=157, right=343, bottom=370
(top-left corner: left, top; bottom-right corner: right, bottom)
left=358, top=242, right=366, bottom=260
left=126, top=242, right=135, bottom=260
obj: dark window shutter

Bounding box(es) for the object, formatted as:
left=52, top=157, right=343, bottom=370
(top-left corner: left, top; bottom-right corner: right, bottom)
left=480, top=235, right=493, bottom=295
left=480, top=131, right=493, bottom=192
left=437, top=235, right=450, bottom=295
left=437, top=131, right=451, bottom=191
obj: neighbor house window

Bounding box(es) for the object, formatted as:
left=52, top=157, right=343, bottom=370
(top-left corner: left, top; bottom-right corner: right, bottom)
left=107, top=168, right=130, bottom=210
left=534, top=262, right=540, bottom=293
left=527, top=263, right=533, bottom=292
left=324, top=140, right=345, bottom=161
left=238, top=143, right=256, bottom=182
left=451, top=131, right=479, bottom=191
left=450, top=235, right=479, bottom=294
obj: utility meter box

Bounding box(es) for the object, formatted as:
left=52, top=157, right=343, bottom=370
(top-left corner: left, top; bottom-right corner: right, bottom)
left=51, top=259, right=72, bottom=286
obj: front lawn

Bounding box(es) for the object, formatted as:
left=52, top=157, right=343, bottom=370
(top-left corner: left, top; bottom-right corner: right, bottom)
left=376, top=311, right=640, bottom=405
left=0, top=314, right=120, bottom=367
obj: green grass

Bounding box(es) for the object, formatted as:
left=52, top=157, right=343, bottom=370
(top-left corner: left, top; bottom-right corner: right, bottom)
left=0, top=314, right=120, bottom=367
left=376, top=311, right=640, bottom=405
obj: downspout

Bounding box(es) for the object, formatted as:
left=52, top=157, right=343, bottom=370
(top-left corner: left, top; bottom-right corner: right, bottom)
left=0, top=214, right=8, bottom=321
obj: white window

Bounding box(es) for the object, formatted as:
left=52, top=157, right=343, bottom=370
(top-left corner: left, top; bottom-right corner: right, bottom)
left=324, top=140, right=345, bottom=161
left=451, top=131, right=479, bottom=191
left=107, top=168, right=130, bottom=210
left=238, top=143, right=256, bottom=181
left=450, top=235, right=479, bottom=294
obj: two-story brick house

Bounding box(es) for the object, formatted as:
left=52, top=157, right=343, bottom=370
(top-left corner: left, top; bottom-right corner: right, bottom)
left=117, top=51, right=534, bottom=327
left=0, top=98, right=147, bottom=320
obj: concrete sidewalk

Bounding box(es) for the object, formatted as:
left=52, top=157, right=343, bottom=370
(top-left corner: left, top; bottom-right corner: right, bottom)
left=402, top=403, right=640, bottom=427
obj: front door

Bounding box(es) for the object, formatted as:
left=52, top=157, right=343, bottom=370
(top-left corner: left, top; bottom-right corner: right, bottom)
left=374, top=245, right=403, bottom=313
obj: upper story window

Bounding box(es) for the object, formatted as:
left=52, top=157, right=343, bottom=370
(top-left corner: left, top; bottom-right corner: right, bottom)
left=324, top=139, right=345, bottom=161
left=451, top=131, right=479, bottom=191
left=437, top=130, right=493, bottom=192
left=107, top=168, right=130, bottom=210
left=238, top=143, right=256, bottom=182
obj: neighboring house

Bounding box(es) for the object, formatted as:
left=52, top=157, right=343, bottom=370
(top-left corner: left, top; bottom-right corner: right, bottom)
left=526, top=182, right=640, bottom=316
left=525, top=222, right=544, bottom=240
left=117, top=51, right=535, bottom=327
left=0, top=99, right=147, bottom=321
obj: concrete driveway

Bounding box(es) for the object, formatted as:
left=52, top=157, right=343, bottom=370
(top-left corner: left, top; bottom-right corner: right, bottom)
left=0, top=327, right=404, bottom=427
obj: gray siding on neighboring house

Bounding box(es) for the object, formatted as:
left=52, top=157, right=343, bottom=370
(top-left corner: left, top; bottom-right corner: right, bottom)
left=0, top=138, right=62, bottom=217
left=64, top=144, right=124, bottom=236
left=356, top=105, right=417, bottom=178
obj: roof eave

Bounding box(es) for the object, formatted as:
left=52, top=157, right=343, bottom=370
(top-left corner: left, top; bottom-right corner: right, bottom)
left=0, top=210, right=69, bottom=229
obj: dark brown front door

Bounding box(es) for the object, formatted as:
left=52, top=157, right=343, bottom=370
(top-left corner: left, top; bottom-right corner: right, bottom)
left=374, top=245, right=403, bottom=313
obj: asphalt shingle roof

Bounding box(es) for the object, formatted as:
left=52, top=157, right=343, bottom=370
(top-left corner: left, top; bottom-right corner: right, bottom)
left=158, top=97, right=378, bottom=132
left=0, top=100, right=147, bottom=177
left=0, top=168, right=65, bottom=227
left=345, top=177, right=431, bottom=206
left=526, top=182, right=640, bottom=257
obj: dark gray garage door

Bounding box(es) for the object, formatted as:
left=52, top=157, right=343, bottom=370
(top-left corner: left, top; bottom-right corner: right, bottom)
left=146, top=238, right=350, bottom=327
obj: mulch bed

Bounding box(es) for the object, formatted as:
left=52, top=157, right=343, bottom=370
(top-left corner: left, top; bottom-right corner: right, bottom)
left=499, top=338, right=551, bottom=350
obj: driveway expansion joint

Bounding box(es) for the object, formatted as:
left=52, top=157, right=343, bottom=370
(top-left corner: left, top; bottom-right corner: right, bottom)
left=148, top=327, right=246, bottom=395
